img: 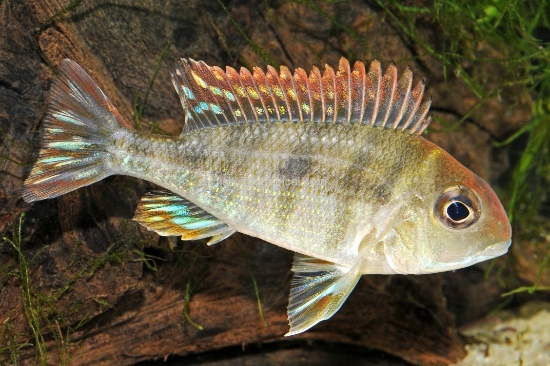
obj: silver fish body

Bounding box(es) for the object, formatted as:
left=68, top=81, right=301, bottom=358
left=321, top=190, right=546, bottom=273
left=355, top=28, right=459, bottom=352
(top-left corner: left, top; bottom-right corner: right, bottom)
left=110, top=123, right=426, bottom=272
left=23, top=58, right=512, bottom=335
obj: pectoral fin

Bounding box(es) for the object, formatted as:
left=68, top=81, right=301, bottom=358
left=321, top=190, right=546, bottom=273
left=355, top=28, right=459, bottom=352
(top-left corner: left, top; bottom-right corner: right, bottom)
left=134, top=191, right=235, bottom=244
left=286, top=254, right=362, bottom=336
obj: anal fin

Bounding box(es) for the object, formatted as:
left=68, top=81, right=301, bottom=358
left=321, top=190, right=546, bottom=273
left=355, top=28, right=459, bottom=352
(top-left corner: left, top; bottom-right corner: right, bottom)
left=207, top=227, right=236, bottom=245
left=286, top=254, right=362, bottom=336
left=134, top=191, right=235, bottom=244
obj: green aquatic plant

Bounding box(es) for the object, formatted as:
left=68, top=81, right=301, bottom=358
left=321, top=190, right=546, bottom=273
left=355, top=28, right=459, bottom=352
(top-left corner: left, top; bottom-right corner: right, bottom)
left=235, top=242, right=267, bottom=327
left=2, top=214, right=48, bottom=364
left=133, top=42, right=171, bottom=132
left=172, top=242, right=212, bottom=331
left=216, top=0, right=277, bottom=67
left=169, top=237, right=269, bottom=330
left=0, top=316, right=30, bottom=366
left=503, top=100, right=550, bottom=224
left=0, top=212, right=154, bottom=364
left=375, top=0, right=549, bottom=101
left=295, top=0, right=368, bottom=52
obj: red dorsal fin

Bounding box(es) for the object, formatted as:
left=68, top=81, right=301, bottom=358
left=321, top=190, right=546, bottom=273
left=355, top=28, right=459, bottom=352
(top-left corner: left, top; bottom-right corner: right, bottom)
left=171, top=58, right=431, bottom=135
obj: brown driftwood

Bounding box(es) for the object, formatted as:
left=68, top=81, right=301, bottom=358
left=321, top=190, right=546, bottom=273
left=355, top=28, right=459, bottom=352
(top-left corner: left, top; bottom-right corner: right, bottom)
left=0, top=0, right=530, bottom=365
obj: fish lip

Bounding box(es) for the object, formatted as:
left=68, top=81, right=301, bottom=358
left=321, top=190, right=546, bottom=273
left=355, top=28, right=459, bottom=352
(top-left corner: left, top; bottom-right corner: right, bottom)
left=420, top=239, right=512, bottom=274
left=479, top=239, right=512, bottom=258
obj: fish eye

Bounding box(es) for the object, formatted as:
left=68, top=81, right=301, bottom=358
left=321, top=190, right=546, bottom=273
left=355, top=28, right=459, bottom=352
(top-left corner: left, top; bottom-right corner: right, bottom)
left=435, top=186, right=480, bottom=229
left=446, top=201, right=470, bottom=221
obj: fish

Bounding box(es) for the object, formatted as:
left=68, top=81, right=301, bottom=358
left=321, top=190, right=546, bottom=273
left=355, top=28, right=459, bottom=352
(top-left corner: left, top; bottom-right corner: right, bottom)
left=22, top=57, right=512, bottom=335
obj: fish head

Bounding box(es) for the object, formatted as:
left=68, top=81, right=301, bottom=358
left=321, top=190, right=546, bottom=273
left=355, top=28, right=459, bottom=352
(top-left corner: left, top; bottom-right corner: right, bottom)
left=383, top=149, right=512, bottom=275
left=418, top=176, right=511, bottom=273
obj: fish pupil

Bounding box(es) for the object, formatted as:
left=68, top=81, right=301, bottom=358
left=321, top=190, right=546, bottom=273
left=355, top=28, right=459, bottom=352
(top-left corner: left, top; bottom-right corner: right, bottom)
left=446, top=201, right=470, bottom=222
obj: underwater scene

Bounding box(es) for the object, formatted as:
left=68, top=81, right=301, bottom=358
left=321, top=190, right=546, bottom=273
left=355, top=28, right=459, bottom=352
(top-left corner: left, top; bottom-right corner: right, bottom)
left=0, top=0, right=549, bottom=365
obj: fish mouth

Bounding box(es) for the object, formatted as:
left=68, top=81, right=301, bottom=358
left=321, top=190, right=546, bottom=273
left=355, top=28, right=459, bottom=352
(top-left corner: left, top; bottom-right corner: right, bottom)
left=477, top=239, right=512, bottom=259
left=420, top=239, right=512, bottom=274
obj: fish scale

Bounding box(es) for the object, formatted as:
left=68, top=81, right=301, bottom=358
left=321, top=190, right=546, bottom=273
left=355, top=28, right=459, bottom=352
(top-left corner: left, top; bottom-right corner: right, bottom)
left=23, top=58, right=511, bottom=336
left=107, top=122, right=432, bottom=268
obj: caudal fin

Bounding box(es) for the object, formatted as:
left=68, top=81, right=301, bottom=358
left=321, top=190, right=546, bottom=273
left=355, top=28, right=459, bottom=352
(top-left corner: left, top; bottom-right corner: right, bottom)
left=23, top=59, right=131, bottom=202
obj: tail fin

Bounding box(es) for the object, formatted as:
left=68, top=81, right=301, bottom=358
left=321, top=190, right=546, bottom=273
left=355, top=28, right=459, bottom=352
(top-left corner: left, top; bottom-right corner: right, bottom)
left=23, top=59, right=131, bottom=202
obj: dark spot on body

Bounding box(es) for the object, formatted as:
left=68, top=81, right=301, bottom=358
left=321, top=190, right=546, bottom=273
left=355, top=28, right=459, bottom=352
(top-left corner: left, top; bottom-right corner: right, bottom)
left=279, top=156, right=312, bottom=181
left=372, top=182, right=392, bottom=203
left=340, top=151, right=370, bottom=195
left=340, top=150, right=394, bottom=205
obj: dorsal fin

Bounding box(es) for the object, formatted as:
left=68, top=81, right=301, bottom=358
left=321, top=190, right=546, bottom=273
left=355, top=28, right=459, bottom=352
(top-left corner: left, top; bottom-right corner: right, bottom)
left=171, top=57, right=431, bottom=135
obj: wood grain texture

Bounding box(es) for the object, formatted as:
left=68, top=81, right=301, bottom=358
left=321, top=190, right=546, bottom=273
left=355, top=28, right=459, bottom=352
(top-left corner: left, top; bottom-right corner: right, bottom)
left=0, top=0, right=532, bottom=365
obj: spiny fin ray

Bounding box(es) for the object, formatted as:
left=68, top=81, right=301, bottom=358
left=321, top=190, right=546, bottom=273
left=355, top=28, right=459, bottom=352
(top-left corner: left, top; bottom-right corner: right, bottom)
left=172, top=57, right=431, bottom=135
